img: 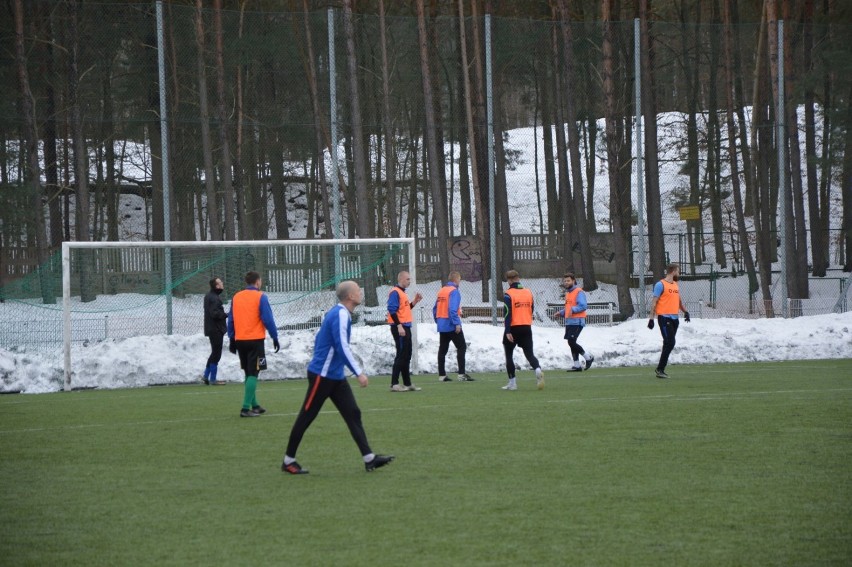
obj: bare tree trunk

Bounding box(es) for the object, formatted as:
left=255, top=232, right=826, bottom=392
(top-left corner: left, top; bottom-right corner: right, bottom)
left=723, top=0, right=759, bottom=299
left=602, top=0, right=633, bottom=318
left=682, top=3, right=703, bottom=272
left=44, top=10, right=62, bottom=249
left=13, top=0, right=52, bottom=303
left=842, top=82, right=852, bottom=271
left=300, top=1, right=333, bottom=239
left=750, top=0, right=775, bottom=314
left=378, top=0, right=398, bottom=237
left=103, top=70, right=118, bottom=242
left=803, top=0, right=827, bottom=276
left=67, top=0, right=94, bottom=302
left=584, top=115, right=597, bottom=233
left=494, top=110, right=512, bottom=284
left=343, top=0, right=370, bottom=240
left=818, top=1, right=834, bottom=270
left=269, top=132, right=289, bottom=240
left=639, top=0, right=666, bottom=275
left=213, top=0, right=235, bottom=240
left=416, top=0, right=450, bottom=278
left=782, top=1, right=809, bottom=298
left=550, top=15, right=574, bottom=272
left=233, top=1, right=249, bottom=240
left=195, top=0, right=220, bottom=240
left=556, top=0, right=597, bottom=290
left=731, top=0, right=755, bottom=220
left=542, top=66, right=558, bottom=237
left=706, top=2, right=727, bottom=269
left=532, top=67, right=544, bottom=235
left=459, top=0, right=488, bottom=297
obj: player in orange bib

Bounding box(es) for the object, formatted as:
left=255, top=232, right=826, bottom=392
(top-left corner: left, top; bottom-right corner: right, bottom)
left=647, top=263, right=690, bottom=379
left=432, top=271, right=473, bottom=382
left=386, top=271, right=423, bottom=392
left=501, top=270, right=543, bottom=391
left=227, top=271, right=280, bottom=417
left=553, top=272, right=595, bottom=372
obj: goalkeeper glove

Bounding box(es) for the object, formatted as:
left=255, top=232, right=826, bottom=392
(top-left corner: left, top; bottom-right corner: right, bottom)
left=683, top=311, right=691, bottom=323
left=647, top=319, right=654, bottom=330
left=229, top=342, right=237, bottom=354
left=273, top=338, right=280, bottom=353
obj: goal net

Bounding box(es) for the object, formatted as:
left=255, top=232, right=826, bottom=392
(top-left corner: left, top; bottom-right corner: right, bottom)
left=61, top=238, right=417, bottom=391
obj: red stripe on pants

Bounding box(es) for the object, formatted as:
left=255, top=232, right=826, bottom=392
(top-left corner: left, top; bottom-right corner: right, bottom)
left=304, top=375, right=323, bottom=411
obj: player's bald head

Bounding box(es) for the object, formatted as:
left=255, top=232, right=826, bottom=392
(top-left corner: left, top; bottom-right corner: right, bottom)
left=336, top=280, right=358, bottom=301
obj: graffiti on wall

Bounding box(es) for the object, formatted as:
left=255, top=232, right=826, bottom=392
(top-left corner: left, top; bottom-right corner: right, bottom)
left=450, top=236, right=483, bottom=282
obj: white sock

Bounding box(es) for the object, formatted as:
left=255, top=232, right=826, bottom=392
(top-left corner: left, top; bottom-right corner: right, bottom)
left=535, top=367, right=542, bottom=378
left=508, top=377, right=516, bottom=384
left=573, top=361, right=581, bottom=368
left=284, top=456, right=296, bottom=465
left=363, top=453, right=375, bottom=463
left=586, top=352, right=594, bottom=360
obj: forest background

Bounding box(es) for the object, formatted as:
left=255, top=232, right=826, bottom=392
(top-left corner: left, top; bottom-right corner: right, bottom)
left=2, top=0, right=852, bottom=319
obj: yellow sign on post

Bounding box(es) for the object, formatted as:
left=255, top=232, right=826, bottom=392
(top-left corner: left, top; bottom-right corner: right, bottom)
left=678, top=205, right=700, bottom=221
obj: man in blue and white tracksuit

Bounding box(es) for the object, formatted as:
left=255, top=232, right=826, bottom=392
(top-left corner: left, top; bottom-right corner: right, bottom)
left=281, top=280, right=394, bottom=474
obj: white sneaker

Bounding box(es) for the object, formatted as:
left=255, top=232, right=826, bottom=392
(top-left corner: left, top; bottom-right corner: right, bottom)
left=390, top=384, right=405, bottom=392
left=535, top=368, right=545, bottom=390
left=404, top=384, right=422, bottom=391
left=501, top=382, right=517, bottom=391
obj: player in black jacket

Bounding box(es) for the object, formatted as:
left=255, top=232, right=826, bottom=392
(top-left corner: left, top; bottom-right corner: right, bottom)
left=203, top=277, right=227, bottom=385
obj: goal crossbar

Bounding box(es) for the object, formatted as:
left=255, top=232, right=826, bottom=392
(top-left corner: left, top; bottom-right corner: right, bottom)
left=62, top=238, right=417, bottom=391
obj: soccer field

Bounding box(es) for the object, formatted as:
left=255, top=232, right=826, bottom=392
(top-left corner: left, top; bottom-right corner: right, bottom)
left=1, top=360, right=850, bottom=566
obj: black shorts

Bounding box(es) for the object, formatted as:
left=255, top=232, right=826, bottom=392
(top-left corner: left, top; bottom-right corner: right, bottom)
left=503, top=326, right=534, bottom=349
left=564, top=325, right=584, bottom=341
left=235, top=339, right=267, bottom=376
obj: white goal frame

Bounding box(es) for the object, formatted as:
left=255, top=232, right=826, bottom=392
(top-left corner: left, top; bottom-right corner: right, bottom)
left=62, top=238, right=418, bottom=391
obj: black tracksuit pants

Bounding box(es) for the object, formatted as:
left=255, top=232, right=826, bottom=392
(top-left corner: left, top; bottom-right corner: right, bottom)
left=390, top=325, right=413, bottom=387
left=437, top=330, right=466, bottom=376
left=503, top=325, right=540, bottom=378
left=285, top=371, right=372, bottom=458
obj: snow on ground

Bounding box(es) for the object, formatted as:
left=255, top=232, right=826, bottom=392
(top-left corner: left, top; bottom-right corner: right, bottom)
left=2, top=310, right=850, bottom=394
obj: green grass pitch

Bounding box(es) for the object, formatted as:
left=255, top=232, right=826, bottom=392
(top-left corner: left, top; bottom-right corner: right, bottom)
left=1, top=360, right=850, bottom=566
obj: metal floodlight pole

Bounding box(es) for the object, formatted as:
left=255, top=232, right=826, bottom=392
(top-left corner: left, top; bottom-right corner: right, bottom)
left=62, top=243, right=72, bottom=391
left=156, top=0, right=173, bottom=334
left=485, top=13, right=497, bottom=325
left=777, top=20, right=788, bottom=318
left=634, top=18, right=646, bottom=318
left=408, top=242, right=419, bottom=373
left=328, top=8, right=342, bottom=276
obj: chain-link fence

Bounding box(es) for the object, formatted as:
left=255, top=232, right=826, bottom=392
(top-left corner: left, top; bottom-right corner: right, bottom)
left=2, top=2, right=851, bottom=337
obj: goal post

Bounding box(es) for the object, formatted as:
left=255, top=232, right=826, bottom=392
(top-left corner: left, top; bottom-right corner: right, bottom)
left=62, top=238, right=418, bottom=391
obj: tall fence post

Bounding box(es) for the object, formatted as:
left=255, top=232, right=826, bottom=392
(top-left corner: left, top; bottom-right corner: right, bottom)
left=634, top=18, right=646, bottom=318
left=777, top=19, right=788, bottom=317
left=156, top=0, right=173, bottom=334
left=485, top=12, right=497, bottom=324
left=328, top=8, right=342, bottom=275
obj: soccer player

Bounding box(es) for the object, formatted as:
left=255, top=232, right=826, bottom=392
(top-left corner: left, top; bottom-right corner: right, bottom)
left=433, top=271, right=473, bottom=382
left=501, top=270, right=544, bottom=391
left=386, top=271, right=423, bottom=392
left=281, top=280, right=394, bottom=475
left=202, top=277, right=227, bottom=385
left=227, top=271, right=280, bottom=417
left=553, top=272, right=595, bottom=372
left=647, top=263, right=690, bottom=379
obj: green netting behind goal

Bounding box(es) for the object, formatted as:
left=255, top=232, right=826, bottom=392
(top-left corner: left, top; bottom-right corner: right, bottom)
left=0, top=239, right=416, bottom=390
